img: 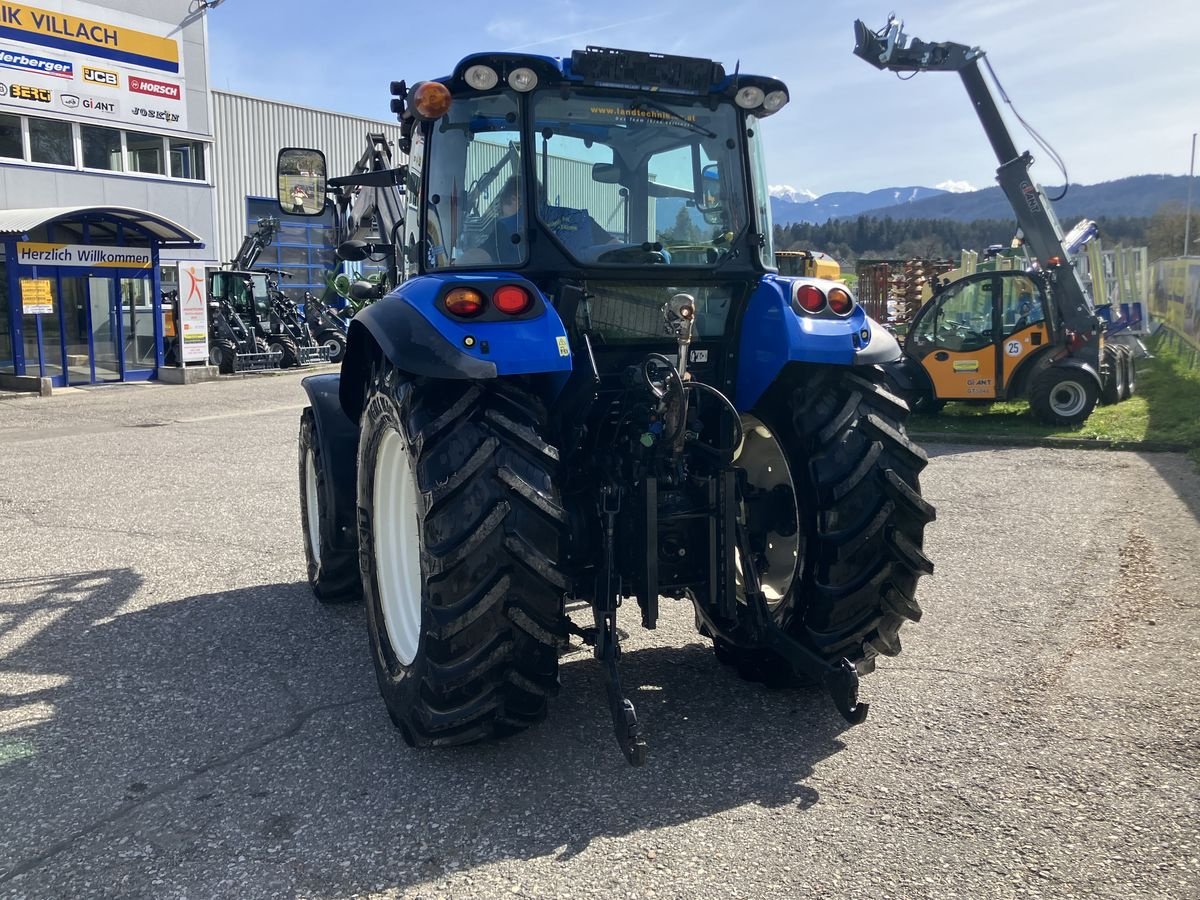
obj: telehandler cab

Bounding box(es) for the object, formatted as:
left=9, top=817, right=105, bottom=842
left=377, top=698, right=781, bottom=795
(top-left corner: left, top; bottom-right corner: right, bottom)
left=853, top=16, right=1135, bottom=426
left=286, top=46, right=934, bottom=765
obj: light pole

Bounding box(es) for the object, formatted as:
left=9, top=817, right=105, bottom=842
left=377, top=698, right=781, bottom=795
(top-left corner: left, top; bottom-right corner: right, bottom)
left=1186, top=132, right=1197, bottom=257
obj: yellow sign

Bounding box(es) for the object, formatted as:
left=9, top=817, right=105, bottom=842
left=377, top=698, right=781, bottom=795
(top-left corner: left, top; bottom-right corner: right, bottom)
left=556, top=335, right=570, bottom=357
left=20, top=277, right=53, bottom=314
left=0, top=2, right=179, bottom=74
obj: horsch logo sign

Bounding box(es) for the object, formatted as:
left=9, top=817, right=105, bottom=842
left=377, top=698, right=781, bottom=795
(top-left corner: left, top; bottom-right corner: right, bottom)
left=128, top=75, right=179, bottom=101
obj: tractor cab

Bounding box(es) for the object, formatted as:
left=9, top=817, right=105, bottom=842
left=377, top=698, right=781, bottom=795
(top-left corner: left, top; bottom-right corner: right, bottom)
left=209, top=270, right=272, bottom=332
left=362, top=49, right=787, bottom=348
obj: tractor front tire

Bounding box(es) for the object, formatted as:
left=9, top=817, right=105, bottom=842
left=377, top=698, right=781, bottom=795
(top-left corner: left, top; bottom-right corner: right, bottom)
left=713, top=366, right=933, bottom=682
left=1029, top=368, right=1098, bottom=427
left=358, top=367, right=568, bottom=747
left=210, top=337, right=236, bottom=374
left=299, top=408, right=362, bottom=603
left=271, top=333, right=301, bottom=368
left=317, top=329, right=347, bottom=365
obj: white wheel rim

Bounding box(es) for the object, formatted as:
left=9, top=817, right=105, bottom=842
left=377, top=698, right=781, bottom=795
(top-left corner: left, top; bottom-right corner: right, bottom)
left=324, top=338, right=342, bottom=355
left=373, top=428, right=423, bottom=666
left=732, top=414, right=800, bottom=611
left=1050, top=381, right=1087, bottom=417
left=304, top=449, right=321, bottom=561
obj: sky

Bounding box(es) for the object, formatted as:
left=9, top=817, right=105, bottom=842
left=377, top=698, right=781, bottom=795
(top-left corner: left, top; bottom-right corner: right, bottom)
left=205, top=0, right=1199, bottom=198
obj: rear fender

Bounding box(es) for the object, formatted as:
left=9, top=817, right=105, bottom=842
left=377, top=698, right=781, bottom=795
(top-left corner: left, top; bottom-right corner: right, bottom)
left=339, top=273, right=572, bottom=419
left=1048, top=356, right=1103, bottom=391
left=301, top=373, right=359, bottom=551
left=736, top=275, right=900, bottom=410
left=881, top=354, right=932, bottom=394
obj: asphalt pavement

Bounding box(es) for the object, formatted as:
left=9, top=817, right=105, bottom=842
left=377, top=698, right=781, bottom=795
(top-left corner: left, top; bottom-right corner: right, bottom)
left=1, top=372, right=1198, bottom=899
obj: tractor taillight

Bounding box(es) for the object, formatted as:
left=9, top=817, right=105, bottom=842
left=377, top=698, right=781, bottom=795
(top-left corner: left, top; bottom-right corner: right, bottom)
left=1066, top=330, right=1089, bottom=352
left=828, top=287, right=855, bottom=316
left=795, top=284, right=826, bottom=313
left=493, top=285, right=531, bottom=315
left=445, top=287, right=485, bottom=317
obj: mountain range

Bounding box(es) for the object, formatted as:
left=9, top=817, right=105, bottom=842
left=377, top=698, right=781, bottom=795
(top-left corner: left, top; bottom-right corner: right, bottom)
left=771, top=175, right=1193, bottom=225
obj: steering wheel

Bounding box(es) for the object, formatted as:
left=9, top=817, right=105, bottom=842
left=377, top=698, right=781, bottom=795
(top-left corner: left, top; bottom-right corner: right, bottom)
left=596, top=244, right=668, bottom=265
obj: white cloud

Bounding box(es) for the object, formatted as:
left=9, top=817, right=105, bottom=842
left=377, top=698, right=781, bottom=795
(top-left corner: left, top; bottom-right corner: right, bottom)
left=936, top=180, right=977, bottom=193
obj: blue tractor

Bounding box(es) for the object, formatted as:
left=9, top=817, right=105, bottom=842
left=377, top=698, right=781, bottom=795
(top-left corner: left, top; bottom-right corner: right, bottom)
left=284, top=47, right=934, bottom=765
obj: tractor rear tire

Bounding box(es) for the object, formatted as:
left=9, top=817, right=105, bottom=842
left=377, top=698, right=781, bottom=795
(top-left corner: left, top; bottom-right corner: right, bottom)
left=358, top=366, right=568, bottom=747
left=1100, top=346, right=1121, bottom=406
left=299, top=408, right=362, bottom=603
left=317, top=329, right=347, bottom=365
left=210, top=337, right=236, bottom=374
left=1029, top=368, right=1098, bottom=427
left=271, top=333, right=301, bottom=369
left=712, top=366, right=933, bottom=683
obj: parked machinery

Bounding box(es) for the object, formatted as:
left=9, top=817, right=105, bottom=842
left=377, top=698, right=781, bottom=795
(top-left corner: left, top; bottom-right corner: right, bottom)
left=287, top=47, right=935, bottom=765
left=255, top=268, right=332, bottom=367
left=301, top=291, right=350, bottom=364
left=854, top=16, right=1135, bottom=425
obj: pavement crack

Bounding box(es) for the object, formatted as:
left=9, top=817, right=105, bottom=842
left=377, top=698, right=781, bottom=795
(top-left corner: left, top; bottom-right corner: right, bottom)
left=0, top=693, right=375, bottom=886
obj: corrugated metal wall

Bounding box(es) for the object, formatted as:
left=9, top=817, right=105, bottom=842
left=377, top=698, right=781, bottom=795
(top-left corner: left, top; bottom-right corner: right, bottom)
left=211, top=90, right=404, bottom=264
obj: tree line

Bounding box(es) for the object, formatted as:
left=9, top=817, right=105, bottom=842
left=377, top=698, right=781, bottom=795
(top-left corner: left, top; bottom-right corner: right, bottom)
left=774, top=212, right=1160, bottom=265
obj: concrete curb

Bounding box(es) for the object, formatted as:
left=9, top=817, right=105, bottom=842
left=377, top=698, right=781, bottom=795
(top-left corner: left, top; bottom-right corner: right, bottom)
left=909, top=432, right=1195, bottom=453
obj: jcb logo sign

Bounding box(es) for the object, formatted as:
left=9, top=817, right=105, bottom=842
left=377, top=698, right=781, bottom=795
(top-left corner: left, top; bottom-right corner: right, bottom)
left=82, top=66, right=119, bottom=88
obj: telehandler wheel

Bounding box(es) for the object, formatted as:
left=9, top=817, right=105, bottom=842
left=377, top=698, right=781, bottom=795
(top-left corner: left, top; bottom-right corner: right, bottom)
left=712, top=367, right=933, bottom=683
left=210, top=337, right=237, bottom=374
left=1029, top=368, right=1098, bottom=427
left=1100, top=346, right=1121, bottom=406
left=298, top=408, right=362, bottom=604
left=270, top=333, right=301, bottom=368
left=317, top=329, right=347, bottom=365
left=1118, top=346, right=1135, bottom=400
left=358, top=366, right=568, bottom=747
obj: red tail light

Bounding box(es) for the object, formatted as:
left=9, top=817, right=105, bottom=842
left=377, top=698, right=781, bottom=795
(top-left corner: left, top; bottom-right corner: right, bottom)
left=444, top=287, right=485, bottom=317
left=827, top=287, right=855, bottom=316
left=795, top=284, right=826, bottom=313
left=493, top=285, right=531, bottom=315
left=1065, top=330, right=1089, bottom=352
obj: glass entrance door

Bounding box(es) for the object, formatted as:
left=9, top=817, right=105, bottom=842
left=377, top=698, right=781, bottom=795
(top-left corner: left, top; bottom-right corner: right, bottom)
left=61, top=275, right=121, bottom=384
left=89, top=277, right=121, bottom=381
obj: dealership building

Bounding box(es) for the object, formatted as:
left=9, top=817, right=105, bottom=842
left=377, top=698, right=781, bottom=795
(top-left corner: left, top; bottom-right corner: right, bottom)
left=0, top=0, right=401, bottom=390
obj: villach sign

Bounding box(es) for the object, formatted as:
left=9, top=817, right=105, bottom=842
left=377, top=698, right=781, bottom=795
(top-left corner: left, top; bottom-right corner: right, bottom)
left=0, top=1, right=188, bottom=132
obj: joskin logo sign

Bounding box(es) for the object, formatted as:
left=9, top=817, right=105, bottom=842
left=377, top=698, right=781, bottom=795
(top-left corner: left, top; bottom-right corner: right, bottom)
left=0, top=1, right=190, bottom=133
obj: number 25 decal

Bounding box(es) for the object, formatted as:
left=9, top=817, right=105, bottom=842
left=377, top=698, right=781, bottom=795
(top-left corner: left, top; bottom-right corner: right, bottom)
left=1005, top=340, right=1023, bottom=356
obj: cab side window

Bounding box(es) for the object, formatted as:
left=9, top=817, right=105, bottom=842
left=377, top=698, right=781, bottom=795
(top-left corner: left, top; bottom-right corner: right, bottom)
left=912, top=278, right=994, bottom=352
left=1000, top=275, right=1043, bottom=336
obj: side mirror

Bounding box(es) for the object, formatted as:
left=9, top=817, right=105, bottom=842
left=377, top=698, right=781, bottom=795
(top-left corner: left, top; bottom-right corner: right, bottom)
left=337, top=240, right=370, bottom=261
left=697, top=162, right=722, bottom=223
left=349, top=280, right=382, bottom=302
left=277, top=148, right=327, bottom=216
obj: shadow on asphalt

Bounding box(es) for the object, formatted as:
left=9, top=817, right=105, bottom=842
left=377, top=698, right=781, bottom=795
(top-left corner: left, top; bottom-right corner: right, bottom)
left=2, top=572, right=853, bottom=895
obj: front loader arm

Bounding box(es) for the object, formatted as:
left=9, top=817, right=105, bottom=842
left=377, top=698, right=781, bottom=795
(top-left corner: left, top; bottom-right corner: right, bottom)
left=852, top=16, right=1098, bottom=337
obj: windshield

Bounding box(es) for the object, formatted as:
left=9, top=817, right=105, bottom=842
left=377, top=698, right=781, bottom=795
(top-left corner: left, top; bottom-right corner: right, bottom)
left=531, top=93, right=746, bottom=266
